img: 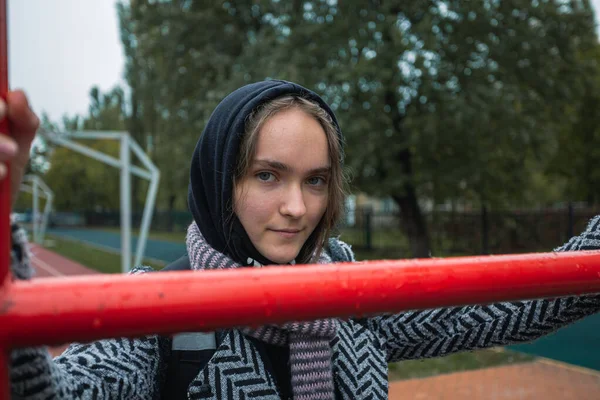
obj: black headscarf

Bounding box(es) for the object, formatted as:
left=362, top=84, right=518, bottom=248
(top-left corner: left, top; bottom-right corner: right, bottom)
left=187, top=80, right=343, bottom=266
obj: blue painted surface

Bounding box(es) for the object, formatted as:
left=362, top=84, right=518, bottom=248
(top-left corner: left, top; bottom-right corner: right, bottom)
left=509, top=313, right=600, bottom=371
left=48, top=228, right=186, bottom=263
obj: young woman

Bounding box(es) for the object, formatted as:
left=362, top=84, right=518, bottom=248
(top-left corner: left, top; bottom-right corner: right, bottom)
left=8, top=80, right=600, bottom=400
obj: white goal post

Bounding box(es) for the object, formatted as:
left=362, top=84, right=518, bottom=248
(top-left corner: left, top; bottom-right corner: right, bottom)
left=20, top=174, right=53, bottom=244
left=40, top=130, right=161, bottom=273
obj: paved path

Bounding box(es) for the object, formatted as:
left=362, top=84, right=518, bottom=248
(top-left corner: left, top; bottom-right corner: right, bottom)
left=30, top=243, right=99, bottom=278
left=389, top=360, right=600, bottom=399
left=29, top=244, right=99, bottom=356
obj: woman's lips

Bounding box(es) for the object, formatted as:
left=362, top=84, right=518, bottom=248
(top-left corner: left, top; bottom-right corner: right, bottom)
left=270, top=229, right=302, bottom=239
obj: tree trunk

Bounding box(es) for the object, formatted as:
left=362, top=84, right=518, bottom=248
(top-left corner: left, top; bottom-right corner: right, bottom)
left=393, top=190, right=431, bottom=258
left=481, top=205, right=489, bottom=255
left=167, top=194, right=176, bottom=232
left=383, top=87, right=431, bottom=258
left=392, top=150, right=431, bottom=258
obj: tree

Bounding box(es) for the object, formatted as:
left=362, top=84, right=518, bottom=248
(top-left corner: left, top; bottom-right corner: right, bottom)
left=41, top=86, right=130, bottom=211
left=116, top=0, right=597, bottom=256
left=43, top=141, right=121, bottom=211
left=116, top=0, right=270, bottom=215
left=84, top=86, right=127, bottom=131
left=548, top=40, right=600, bottom=206
left=245, top=0, right=597, bottom=256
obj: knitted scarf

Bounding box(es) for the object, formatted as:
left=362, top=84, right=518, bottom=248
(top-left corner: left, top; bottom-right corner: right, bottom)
left=186, top=222, right=338, bottom=400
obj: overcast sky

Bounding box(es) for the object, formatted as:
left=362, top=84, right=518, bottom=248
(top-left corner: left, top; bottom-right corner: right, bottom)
left=8, top=0, right=600, bottom=122
left=9, top=0, right=124, bottom=121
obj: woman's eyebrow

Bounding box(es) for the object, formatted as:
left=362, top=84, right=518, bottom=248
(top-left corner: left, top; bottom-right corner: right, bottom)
left=254, top=159, right=290, bottom=171
left=309, top=166, right=332, bottom=175
left=254, top=159, right=331, bottom=175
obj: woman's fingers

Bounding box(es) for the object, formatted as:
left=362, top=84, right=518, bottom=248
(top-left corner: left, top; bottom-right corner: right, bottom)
left=0, top=90, right=40, bottom=206
left=0, top=133, right=17, bottom=157
left=0, top=99, right=18, bottom=181
left=6, top=90, right=39, bottom=148
left=0, top=132, right=17, bottom=179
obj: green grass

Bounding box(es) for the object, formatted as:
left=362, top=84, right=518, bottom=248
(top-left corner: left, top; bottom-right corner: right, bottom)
left=89, top=227, right=427, bottom=261
left=44, top=235, right=165, bottom=273
left=387, top=348, right=535, bottom=381
left=48, top=226, right=414, bottom=268
left=93, top=227, right=412, bottom=259
left=94, top=227, right=187, bottom=243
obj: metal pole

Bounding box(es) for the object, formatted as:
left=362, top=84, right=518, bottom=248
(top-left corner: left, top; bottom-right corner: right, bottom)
left=40, top=193, right=53, bottom=242
left=0, top=349, right=7, bottom=400
left=44, top=135, right=152, bottom=180
left=3, top=250, right=600, bottom=348
left=32, top=177, right=39, bottom=243
left=0, top=0, right=10, bottom=396
left=67, top=131, right=126, bottom=139
left=35, top=132, right=159, bottom=270
left=0, top=0, right=9, bottom=288
left=34, top=177, right=53, bottom=243
left=128, top=137, right=160, bottom=266
left=134, top=169, right=159, bottom=267
left=120, top=134, right=131, bottom=273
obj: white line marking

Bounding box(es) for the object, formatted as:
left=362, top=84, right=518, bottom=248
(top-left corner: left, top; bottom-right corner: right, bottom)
left=31, top=253, right=64, bottom=277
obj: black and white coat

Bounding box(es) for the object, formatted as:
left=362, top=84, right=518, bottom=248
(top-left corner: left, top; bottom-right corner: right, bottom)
left=10, top=217, right=600, bottom=399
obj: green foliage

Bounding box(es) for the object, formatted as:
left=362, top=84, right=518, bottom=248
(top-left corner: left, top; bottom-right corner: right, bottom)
left=113, top=0, right=600, bottom=255
left=34, top=1, right=598, bottom=251
left=387, top=348, right=535, bottom=381
left=38, top=86, right=135, bottom=211
left=548, top=42, right=600, bottom=205
left=44, top=140, right=121, bottom=211
left=84, top=86, right=128, bottom=131
left=13, top=191, right=34, bottom=213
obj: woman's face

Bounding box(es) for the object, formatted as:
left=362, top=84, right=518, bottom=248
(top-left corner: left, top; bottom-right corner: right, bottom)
left=234, top=108, right=330, bottom=264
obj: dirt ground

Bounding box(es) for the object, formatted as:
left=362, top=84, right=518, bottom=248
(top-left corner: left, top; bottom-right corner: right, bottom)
left=389, top=359, right=600, bottom=400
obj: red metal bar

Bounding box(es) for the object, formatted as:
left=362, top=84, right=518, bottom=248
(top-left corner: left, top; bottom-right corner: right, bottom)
left=0, top=0, right=9, bottom=286
left=0, top=0, right=10, bottom=397
left=0, top=349, right=6, bottom=400
left=1, top=250, right=600, bottom=349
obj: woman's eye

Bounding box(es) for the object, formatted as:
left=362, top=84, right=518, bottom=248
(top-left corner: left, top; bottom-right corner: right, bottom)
left=257, top=172, right=276, bottom=182
left=307, top=176, right=326, bottom=186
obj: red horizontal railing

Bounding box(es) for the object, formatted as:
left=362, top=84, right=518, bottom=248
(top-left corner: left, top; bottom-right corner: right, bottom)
left=3, top=251, right=600, bottom=347
left=1, top=251, right=600, bottom=398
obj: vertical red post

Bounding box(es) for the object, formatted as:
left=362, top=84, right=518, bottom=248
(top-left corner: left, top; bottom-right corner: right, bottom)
left=0, top=0, right=8, bottom=285
left=0, top=350, right=7, bottom=400
left=0, top=1, right=10, bottom=398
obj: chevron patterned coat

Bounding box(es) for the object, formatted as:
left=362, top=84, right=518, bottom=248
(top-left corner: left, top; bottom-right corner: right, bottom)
left=10, top=216, right=600, bottom=399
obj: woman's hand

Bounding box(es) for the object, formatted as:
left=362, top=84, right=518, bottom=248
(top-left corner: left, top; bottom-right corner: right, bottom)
left=0, top=90, right=39, bottom=207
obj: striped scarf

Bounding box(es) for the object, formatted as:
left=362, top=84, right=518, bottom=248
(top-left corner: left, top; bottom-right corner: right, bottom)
left=186, top=222, right=338, bottom=400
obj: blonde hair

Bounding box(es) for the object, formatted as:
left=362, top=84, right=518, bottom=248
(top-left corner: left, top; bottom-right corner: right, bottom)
left=234, top=95, right=346, bottom=263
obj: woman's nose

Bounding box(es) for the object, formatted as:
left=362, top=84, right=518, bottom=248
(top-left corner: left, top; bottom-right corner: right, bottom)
left=280, top=184, right=307, bottom=218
